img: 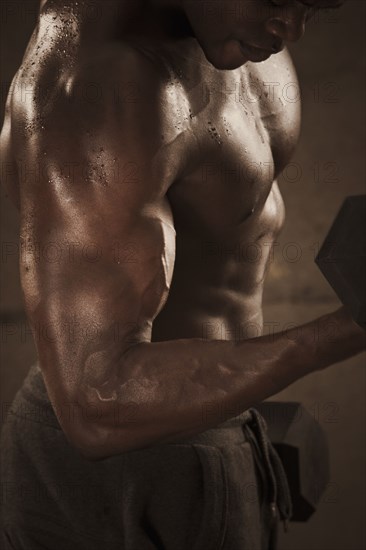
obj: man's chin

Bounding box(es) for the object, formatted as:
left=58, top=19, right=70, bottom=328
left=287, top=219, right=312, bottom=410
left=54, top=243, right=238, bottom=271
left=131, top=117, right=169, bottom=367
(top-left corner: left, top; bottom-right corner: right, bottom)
left=202, top=40, right=254, bottom=70
left=208, top=56, right=249, bottom=71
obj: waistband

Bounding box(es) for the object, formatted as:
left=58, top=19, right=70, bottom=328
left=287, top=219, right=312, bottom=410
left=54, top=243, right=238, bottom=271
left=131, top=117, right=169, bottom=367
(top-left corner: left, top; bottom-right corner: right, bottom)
left=176, top=410, right=253, bottom=447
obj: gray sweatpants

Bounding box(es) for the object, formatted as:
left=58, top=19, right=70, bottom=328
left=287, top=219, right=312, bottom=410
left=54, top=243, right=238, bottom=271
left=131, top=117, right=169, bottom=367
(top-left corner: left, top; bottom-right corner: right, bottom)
left=1, top=364, right=291, bottom=550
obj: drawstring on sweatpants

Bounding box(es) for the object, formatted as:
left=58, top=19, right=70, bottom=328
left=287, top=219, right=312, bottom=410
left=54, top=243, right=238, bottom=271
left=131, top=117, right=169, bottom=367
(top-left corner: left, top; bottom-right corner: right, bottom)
left=243, top=408, right=293, bottom=538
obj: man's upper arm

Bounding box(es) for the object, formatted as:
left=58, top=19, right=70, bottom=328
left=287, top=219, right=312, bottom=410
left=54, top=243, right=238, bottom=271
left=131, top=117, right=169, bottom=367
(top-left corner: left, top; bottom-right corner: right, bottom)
left=23, top=49, right=177, bottom=449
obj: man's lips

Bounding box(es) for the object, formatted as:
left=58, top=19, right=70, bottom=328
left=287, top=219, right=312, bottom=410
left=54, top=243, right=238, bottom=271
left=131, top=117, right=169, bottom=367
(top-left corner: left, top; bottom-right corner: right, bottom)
left=238, top=41, right=284, bottom=62
left=238, top=41, right=273, bottom=62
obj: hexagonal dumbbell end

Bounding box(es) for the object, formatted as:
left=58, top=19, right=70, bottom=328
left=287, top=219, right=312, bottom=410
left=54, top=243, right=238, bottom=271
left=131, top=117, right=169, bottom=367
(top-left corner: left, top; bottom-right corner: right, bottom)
left=256, top=401, right=330, bottom=522
left=315, top=195, right=366, bottom=328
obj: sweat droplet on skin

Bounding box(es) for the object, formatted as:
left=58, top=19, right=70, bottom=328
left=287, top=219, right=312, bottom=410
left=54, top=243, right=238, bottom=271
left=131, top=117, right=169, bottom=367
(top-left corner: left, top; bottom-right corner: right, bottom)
left=223, top=117, right=232, bottom=136
left=207, top=121, right=223, bottom=145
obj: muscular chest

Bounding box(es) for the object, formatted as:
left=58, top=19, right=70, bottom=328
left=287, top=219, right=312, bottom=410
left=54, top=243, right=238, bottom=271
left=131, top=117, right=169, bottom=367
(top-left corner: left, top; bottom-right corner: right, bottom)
left=169, top=102, right=275, bottom=234
left=157, top=48, right=300, bottom=237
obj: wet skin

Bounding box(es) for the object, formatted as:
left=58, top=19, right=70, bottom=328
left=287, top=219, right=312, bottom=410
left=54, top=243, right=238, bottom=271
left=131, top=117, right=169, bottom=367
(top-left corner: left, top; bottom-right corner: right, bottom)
left=0, top=0, right=363, bottom=459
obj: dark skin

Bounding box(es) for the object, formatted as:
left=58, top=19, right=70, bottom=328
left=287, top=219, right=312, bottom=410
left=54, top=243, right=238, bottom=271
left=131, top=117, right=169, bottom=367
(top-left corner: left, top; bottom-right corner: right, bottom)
left=0, top=0, right=363, bottom=460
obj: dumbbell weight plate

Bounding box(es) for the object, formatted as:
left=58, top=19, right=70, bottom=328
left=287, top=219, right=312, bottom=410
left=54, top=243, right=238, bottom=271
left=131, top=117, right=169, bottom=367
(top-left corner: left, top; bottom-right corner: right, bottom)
left=255, top=401, right=330, bottom=522
left=315, top=195, right=366, bottom=329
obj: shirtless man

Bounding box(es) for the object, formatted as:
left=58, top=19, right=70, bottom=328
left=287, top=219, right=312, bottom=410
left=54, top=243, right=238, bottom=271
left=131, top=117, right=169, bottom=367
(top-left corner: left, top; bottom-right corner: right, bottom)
left=1, top=0, right=364, bottom=549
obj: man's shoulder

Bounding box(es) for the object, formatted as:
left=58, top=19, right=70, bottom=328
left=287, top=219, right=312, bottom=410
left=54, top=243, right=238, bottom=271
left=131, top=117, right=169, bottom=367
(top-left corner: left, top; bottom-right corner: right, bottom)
left=19, top=41, right=173, bottom=156
left=8, top=41, right=169, bottom=137
left=74, top=41, right=168, bottom=91
left=59, top=42, right=169, bottom=119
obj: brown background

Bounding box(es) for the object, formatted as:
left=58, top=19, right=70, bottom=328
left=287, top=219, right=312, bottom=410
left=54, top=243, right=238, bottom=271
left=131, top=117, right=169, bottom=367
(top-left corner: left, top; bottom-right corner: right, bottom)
left=1, top=1, right=365, bottom=549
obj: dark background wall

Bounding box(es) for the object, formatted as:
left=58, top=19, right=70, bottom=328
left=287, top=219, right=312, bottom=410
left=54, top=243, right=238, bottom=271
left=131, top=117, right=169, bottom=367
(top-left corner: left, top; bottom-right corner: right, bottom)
left=1, top=2, right=365, bottom=549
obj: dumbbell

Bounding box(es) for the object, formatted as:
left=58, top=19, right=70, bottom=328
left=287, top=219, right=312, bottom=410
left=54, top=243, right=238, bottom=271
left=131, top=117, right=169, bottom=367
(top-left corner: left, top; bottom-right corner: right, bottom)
left=254, top=197, right=365, bottom=521
left=315, top=195, right=366, bottom=328
left=255, top=401, right=330, bottom=522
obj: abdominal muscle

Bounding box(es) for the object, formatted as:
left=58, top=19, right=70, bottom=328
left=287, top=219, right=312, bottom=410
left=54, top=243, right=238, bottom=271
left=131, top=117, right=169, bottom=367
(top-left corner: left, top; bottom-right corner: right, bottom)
left=152, top=185, right=284, bottom=343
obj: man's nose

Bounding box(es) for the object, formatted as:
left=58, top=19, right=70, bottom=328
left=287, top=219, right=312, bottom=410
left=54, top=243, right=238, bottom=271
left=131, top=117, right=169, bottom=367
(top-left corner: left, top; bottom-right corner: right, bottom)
left=265, top=4, right=307, bottom=43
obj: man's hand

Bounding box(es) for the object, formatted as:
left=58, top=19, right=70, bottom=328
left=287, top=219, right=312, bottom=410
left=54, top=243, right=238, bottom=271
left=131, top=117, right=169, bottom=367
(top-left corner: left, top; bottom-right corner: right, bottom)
left=315, top=306, right=366, bottom=365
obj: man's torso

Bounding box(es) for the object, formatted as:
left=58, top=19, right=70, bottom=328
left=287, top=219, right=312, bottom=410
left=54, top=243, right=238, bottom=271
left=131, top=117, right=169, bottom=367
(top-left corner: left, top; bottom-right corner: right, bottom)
left=0, top=15, right=301, bottom=343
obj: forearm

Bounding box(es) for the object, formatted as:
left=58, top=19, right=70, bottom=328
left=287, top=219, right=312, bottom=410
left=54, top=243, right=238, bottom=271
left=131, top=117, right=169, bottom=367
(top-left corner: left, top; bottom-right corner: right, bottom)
left=79, top=307, right=365, bottom=459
